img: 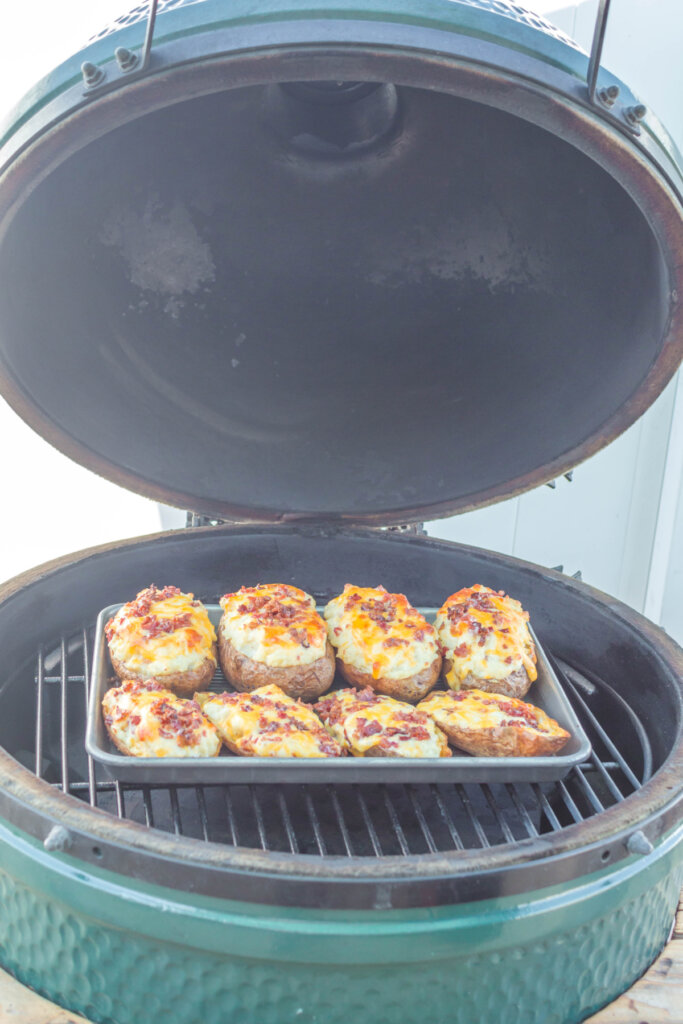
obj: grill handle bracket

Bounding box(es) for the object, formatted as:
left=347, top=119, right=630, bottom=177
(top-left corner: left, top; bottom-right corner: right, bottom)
left=586, top=0, right=647, bottom=134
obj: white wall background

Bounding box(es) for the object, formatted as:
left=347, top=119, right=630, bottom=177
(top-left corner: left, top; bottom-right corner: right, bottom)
left=0, top=1, right=681, bottom=641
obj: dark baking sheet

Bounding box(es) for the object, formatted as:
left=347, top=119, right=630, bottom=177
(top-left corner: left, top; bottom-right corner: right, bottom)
left=86, top=603, right=591, bottom=783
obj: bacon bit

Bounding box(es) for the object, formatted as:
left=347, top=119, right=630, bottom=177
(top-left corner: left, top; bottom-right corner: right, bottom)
left=139, top=612, right=193, bottom=638
left=152, top=695, right=208, bottom=747
left=334, top=627, right=342, bottom=636
left=383, top=637, right=407, bottom=648
left=452, top=643, right=469, bottom=658
left=355, top=717, right=383, bottom=738
left=130, top=714, right=141, bottom=726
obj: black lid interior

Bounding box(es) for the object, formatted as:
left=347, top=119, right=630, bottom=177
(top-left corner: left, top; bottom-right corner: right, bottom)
left=0, top=74, right=677, bottom=522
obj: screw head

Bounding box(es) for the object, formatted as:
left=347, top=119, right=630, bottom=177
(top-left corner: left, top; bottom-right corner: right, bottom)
left=626, top=103, right=647, bottom=123
left=81, top=61, right=105, bottom=88
left=115, top=46, right=138, bottom=72
left=598, top=84, right=620, bottom=107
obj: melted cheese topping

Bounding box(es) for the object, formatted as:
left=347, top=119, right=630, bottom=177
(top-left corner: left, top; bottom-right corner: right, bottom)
left=102, top=680, right=221, bottom=758
left=324, top=585, right=439, bottom=681
left=315, top=688, right=450, bottom=758
left=106, top=586, right=216, bottom=677
left=219, top=584, right=327, bottom=667
left=195, top=684, right=343, bottom=758
left=435, top=585, right=537, bottom=688
left=418, top=688, right=568, bottom=740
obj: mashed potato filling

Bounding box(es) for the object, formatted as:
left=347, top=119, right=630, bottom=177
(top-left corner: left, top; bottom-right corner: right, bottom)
left=324, top=585, right=439, bottom=681
left=435, top=585, right=537, bottom=687
left=219, top=584, right=327, bottom=668
left=106, top=586, right=216, bottom=677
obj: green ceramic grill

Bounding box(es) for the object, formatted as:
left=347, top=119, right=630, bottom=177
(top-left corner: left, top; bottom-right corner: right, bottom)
left=0, top=2, right=681, bottom=1023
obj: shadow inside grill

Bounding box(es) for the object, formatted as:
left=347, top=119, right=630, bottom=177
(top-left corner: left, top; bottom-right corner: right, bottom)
left=24, top=625, right=653, bottom=857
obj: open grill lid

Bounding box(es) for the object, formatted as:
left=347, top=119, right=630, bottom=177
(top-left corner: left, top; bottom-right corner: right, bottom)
left=0, top=0, right=681, bottom=526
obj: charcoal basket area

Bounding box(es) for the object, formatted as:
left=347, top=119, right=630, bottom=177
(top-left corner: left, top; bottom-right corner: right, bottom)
left=30, top=623, right=650, bottom=859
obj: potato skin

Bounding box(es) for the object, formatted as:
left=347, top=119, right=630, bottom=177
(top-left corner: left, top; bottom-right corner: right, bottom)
left=443, top=658, right=532, bottom=699
left=218, top=635, right=336, bottom=701
left=109, top=649, right=217, bottom=698
left=337, top=655, right=442, bottom=704
left=436, top=720, right=568, bottom=758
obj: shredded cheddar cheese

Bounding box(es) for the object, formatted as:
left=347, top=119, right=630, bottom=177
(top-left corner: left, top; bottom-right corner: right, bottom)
left=219, top=584, right=327, bottom=667
left=435, top=585, right=537, bottom=688
left=106, top=586, right=216, bottom=677
left=102, top=680, right=221, bottom=758
left=324, top=585, right=439, bottom=681
left=195, top=684, right=343, bottom=758
left=315, top=688, right=450, bottom=758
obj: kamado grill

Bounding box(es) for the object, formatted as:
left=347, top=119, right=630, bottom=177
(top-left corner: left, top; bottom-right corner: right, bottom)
left=0, top=1, right=682, bottom=1022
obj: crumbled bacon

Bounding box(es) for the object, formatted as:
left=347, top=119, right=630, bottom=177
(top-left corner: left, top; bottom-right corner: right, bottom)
left=140, top=612, right=193, bottom=637
left=152, top=695, right=207, bottom=747
left=354, top=717, right=383, bottom=738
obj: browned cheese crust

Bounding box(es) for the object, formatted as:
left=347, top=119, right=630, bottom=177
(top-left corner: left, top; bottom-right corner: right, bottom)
left=109, top=651, right=217, bottom=698
left=418, top=690, right=570, bottom=758
left=442, top=658, right=532, bottom=699
left=218, top=635, right=336, bottom=701
left=336, top=655, right=442, bottom=704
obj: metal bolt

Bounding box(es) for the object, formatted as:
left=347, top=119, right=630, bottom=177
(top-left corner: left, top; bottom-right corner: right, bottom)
left=44, top=825, right=73, bottom=852
left=81, top=61, right=105, bottom=89
left=115, top=46, right=138, bottom=72
left=564, top=470, right=574, bottom=482
left=626, top=103, right=647, bottom=125
left=546, top=479, right=557, bottom=490
left=626, top=830, right=654, bottom=856
left=598, top=84, right=620, bottom=107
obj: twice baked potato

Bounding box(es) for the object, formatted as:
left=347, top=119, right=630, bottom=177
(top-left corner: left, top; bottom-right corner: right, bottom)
left=435, top=585, right=537, bottom=699
left=314, top=687, right=450, bottom=758
left=217, top=583, right=335, bottom=701
left=105, top=585, right=217, bottom=697
left=418, top=688, right=570, bottom=757
left=195, top=684, right=344, bottom=758
left=102, top=679, right=221, bottom=758
left=324, top=585, right=441, bottom=703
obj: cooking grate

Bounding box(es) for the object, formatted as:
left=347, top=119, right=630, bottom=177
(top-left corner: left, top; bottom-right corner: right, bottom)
left=27, top=625, right=651, bottom=858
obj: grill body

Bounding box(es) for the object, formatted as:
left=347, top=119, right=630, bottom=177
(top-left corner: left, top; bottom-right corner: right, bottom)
left=0, top=526, right=681, bottom=1023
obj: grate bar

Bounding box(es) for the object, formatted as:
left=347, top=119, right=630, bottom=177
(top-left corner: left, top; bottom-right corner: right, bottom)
left=250, top=787, right=268, bottom=850
left=505, top=784, right=538, bottom=838
left=277, top=791, right=298, bottom=854
left=408, top=787, right=438, bottom=853
left=82, top=628, right=97, bottom=807
left=328, top=786, right=354, bottom=857
left=431, top=784, right=464, bottom=850
left=557, top=660, right=645, bottom=788
left=531, top=783, right=563, bottom=831
left=455, top=784, right=490, bottom=848
left=34, top=645, right=44, bottom=779
left=556, top=779, right=584, bottom=824
left=355, top=787, right=382, bottom=857
left=195, top=786, right=209, bottom=841
left=224, top=787, right=239, bottom=846
left=114, top=781, right=125, bottom=818
left=482, top=784, right=515, bottom=844
left=142, top=786, right=154, bottom=828
left=304, top=791, right=327, bottom=856
left=382, top=787, right=410, bottom=855
left=59, top=638, right=69, bottom=794
left=571, top=767, right=605, bottom=814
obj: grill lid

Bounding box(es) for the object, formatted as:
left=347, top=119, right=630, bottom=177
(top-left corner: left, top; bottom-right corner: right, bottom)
left=0, top=0, right=681, bottom=525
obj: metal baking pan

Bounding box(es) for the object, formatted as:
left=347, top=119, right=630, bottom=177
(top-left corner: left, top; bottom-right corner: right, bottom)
left=86, top=603, right=591, bottom=783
